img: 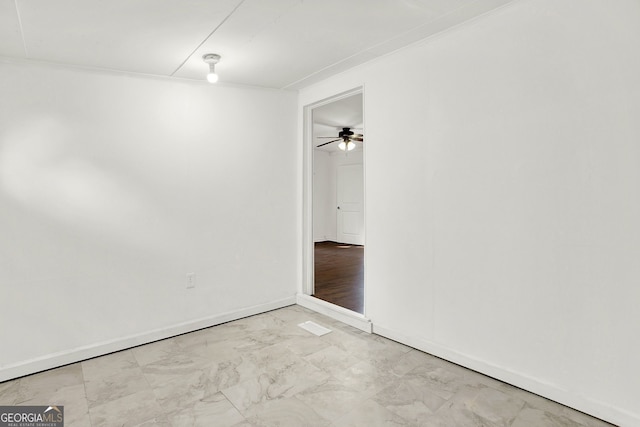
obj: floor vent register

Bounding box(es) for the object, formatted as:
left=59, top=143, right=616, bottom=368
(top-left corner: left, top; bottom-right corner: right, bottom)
left=298, top=321, right=332, bottom=336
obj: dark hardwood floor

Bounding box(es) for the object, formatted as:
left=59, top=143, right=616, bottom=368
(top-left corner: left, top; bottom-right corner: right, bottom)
left=313, top=241, right=364, bottom=314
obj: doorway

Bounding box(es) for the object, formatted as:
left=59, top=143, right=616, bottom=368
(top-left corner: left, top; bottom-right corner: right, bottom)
left=304, top=89, right=365, bottom=314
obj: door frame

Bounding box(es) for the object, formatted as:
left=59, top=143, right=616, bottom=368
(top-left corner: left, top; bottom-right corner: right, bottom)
left=301, top=86, right=368, bottom=324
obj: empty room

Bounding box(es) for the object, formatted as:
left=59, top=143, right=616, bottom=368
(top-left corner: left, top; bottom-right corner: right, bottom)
left=1, top=0, right=638, bottom=426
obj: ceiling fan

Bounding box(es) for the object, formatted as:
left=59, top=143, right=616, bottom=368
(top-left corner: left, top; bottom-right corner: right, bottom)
left=316, top=127, right=363, bottom=151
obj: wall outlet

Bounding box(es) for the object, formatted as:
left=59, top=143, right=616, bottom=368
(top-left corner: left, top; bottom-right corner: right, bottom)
left=186, top=273, right=196, bottom=289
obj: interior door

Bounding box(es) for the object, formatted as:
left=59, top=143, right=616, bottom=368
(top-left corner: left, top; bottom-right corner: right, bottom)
left=336, top=164, right=364, bottom=245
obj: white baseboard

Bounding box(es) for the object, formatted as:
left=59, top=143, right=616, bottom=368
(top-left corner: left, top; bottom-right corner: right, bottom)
left=373, top=324, right=636, bottom=427
left=0, top=296, right=296, bottom=383
left=296, top=293, right=372, bottom=333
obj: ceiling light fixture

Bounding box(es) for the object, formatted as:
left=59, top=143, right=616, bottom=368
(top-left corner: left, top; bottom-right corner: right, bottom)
left=338, top=140, right=356, bottom=151
left=202, top=53, right=221, bottom=83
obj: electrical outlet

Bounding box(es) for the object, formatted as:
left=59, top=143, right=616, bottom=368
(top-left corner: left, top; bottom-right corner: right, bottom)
left=186, top=273, right=196, bottom=289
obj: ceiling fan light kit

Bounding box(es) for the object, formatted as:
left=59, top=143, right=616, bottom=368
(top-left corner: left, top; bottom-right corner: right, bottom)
left=338, top=141, right=356, bottom=151
left=202, top=53, right=221, bottom=83
left=316, top=127, right=363, bottom=151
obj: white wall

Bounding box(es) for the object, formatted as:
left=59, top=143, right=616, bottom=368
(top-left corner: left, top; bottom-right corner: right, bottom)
left=299, top=0, right=640, bottom=425
left=0, top=60, right=298, bottom=379
left=312, top=150, right=332, bottom=241
left=313, top=149, right=363, bottom=242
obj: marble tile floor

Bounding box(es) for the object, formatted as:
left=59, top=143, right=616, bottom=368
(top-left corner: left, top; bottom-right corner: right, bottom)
left=0, top=305, right=616, bottom=427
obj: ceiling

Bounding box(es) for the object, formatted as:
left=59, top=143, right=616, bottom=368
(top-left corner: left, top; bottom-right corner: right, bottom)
left=0, top=0, right=513, bottom=90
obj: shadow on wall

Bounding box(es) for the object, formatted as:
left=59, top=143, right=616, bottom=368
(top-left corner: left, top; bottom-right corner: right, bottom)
left=0, top=116, right=182, bottom=255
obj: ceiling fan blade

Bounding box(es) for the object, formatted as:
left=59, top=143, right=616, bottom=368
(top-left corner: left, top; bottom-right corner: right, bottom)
left=316, top=139, right=340, bottom=147
left=350, top=137, right=363, bottom=142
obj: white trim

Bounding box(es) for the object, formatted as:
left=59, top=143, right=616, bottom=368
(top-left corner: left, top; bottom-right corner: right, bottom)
left=373, top=324, right=637, bottom=427
left=0, top=55, right=293, bottom=92
left=296, top=294, right=372, bottom=333
left=0, top=296, right=296, bottom=383
left=302, top=100, right=314, bottom=296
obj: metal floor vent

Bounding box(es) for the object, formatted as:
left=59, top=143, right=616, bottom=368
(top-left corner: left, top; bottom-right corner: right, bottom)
left=298, top=321, right=332, bottom=336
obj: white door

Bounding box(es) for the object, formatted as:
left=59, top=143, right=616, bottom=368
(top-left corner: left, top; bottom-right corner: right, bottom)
left=336, top=164, right=364, bottom=245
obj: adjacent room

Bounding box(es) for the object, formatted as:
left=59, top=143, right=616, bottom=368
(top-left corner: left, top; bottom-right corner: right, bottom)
left=1, top=0, right=639, bottom=426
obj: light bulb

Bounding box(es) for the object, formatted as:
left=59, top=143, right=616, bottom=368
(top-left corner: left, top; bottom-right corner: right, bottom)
left=203, top=54, right=221, bottom=83
left=338, top=141, right=356, bottom=151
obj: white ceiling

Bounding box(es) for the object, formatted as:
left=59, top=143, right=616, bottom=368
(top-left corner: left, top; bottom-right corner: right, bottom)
left=313, top=93, right=363, bottom=128
left=0, top=0, right=513, bottom=90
